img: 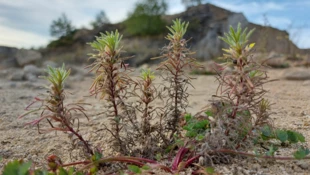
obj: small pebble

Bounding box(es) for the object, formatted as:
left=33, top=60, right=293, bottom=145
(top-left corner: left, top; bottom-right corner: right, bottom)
left=296, top=161, right=309, bottom=170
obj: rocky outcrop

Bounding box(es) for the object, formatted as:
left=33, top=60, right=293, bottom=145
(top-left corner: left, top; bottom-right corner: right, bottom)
left=39, top=3, right=310, bottom=66
left=284, top=68, right=310, bottom=80
left=16, top=49, right=42, bottom=66
left=0, top=46, right=19, bottom=69
left=168, top=4, right=301, bottom=61
left=0, top=46, right=42, bottom=69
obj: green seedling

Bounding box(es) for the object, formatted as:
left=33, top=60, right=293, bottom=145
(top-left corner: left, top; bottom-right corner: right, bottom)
left=19, top=65, right=93, bottom=156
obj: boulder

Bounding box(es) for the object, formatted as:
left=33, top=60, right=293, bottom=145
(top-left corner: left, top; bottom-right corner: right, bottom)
left=23, top=64, right=45, bottom=82
left=284, top=69, right=310, bottom=80
left=23, top=64, right=44, bottom=76
left=42, top=60, right=58, bottom=68
left=265, top=52, right=289, bottom=68
left=0, top=46, right=18, bottom=61
left=16, top=49, right=42, bottom=66
left=0, top=46, right=18, bottom=69
left=302, top=80, right=310, bottom=86
left=8, top=71, right=25, bottom=81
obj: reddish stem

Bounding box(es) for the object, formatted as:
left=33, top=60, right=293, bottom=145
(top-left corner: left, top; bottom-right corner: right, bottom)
left=62, top=160, right=91, bottom=167
left=212, top=149, right=310, bottom=160
left=172, top=147, right=189, bottom=171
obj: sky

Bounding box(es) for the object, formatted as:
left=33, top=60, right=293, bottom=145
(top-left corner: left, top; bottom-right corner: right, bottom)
left=0, top=0, right=309, bottom=49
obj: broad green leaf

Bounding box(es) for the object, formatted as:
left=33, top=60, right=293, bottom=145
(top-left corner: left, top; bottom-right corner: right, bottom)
left=67, top=167, right=74, bottom=175
left=3, top=160, right=32, bottom=175
left=58, top=167, right=68, bottom=175
left=34, top=169, right=50, bottom=175
left=155, top=153, right=162, bottom=161
left=205, top=110, right=213, bottom=117
left=128, top=165, right=141, bottom=174
left=287, top=131, right=299, bottom=143
left=261, top=125, right=273, bottom=138
left=295, top=132, right=306, bottom=142
left=294, top=147, right=310, bottom=159
left=196, top=134, right=205, bottom=141
left=184, top=114, right=192, bottom=122
left=192, top=120, right=209, bottom=130
left=19, top=161, right=32, bottom=175
left=141, top=165, right=150, bottom=170
left=275, top=129, right=288, bottom=143
left=205, top=167, right=215, bottom=174
left=185, top=130, right=197, bottom=138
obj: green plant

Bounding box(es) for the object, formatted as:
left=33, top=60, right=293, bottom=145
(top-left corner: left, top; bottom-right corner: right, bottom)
left=88, top=30, right=133, bottom=154
left=154, top=19, right=201, bottom=139
left=124, top=0, right=167, bottom=36
left=260, top=125, right=305, bottom=144
left=193, top=23, right=310, bottom=167
left=19, top=64, right=93, bottom=156
left=183, top=114, right=210, bottom=141
left=123, top=69, right=169, bottom=157
left=211, top=23, right=269, bottom=149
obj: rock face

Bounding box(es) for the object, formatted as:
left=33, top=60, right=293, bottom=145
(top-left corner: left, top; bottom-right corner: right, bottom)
left=0, top=46, right=19, bottom=69
left=0, top=46, right=42, bottom=69
left=16, top=49, right=42, bottom=66
left=284, top=68, right=310, bottom=80
left=170, top=4, right=300, bottom=61
left=41, top=3, right=310, bottom=66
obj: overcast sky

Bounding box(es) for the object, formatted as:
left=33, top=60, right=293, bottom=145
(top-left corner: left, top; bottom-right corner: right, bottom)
left=0, top=0, right=309, bottom=49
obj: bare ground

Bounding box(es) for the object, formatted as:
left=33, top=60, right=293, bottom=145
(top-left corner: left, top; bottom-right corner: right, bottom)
left=0, top=68, right=310, bottom=174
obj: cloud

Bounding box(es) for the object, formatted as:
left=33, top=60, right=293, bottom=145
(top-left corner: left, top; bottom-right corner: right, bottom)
left=208, top=0, right=285, bottom=15
left=0, top=0, right=139, bottom=48
left=253, top=16, right=292, bottom=29
left=0, top=25, right=50, bottom=48
left=288, top=27, right=310, bottom=49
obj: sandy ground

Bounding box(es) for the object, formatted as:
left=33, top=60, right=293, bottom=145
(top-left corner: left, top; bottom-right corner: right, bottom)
left=1, top=68, right=310, bottom=174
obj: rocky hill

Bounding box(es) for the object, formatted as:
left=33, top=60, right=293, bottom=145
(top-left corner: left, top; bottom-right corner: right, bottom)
left=0, top=3, right=308, bottom=69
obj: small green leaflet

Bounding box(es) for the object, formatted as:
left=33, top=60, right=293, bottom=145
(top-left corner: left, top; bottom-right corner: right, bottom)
left=294, top=147, right=310, bottom=159
left=128, top=165, right=142, bottom=174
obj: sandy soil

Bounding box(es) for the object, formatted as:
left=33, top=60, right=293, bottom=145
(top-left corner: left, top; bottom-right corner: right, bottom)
left=0, top=68, right=310, bottom=174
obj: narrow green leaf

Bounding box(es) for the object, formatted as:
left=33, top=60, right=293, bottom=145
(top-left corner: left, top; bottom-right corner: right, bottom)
left=266, top=145, right=278, bottom=156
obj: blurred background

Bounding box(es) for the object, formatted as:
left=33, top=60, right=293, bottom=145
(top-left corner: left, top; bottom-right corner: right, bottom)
left=0, top=0, right=309, bottom=71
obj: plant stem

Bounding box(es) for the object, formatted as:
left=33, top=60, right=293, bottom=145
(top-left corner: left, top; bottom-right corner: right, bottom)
left=108, top=61, right=124, bottom=153
left=62, top=160, right=91, bottom=167
left=170, top=52, right=181, bottom=139
left=67, top=124, right=94, bottom=155
left=211, top=149, right=310, bottom=160
left=58, top=94, right=93, bottom=155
